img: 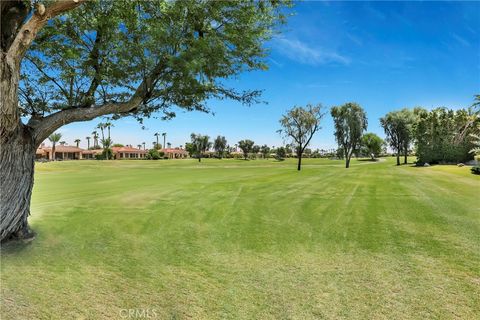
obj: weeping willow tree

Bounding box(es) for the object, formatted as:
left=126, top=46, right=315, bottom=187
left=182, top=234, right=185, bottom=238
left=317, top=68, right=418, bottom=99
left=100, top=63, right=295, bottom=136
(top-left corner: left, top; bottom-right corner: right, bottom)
left=0, top=0, right=290, bottom=241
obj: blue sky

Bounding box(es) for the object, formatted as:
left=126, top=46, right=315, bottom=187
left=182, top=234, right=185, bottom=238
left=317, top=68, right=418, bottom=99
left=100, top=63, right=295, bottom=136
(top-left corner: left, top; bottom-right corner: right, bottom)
left=58, top=1, right=480, bottom=150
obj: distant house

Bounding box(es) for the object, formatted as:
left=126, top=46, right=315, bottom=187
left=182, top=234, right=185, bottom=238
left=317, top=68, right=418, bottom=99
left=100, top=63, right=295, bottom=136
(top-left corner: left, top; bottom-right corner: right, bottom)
left=36, top=144, right=187, bottom=160
left=81, top=149, right=103, bottom=159
left=36, top=145, right=84, bottom=160
left=161, top=148, right=189, bottom=159
left=112, top=146, right=147, bottom=159
left=35, top=147, right=47, bottom=160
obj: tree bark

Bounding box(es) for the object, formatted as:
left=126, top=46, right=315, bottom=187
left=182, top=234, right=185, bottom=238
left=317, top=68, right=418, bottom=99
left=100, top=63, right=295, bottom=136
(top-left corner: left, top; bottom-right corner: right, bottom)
left=0, top=125, right=36, bottom=241
left=404, top=147, right=408, bottom=164
left=396, top=153, right=400, bottom=166
left=1, top=50, right=36, bottom=241
left=297, top=152, right=302, bottom=171
left=345, top=148, right=351, bottom=168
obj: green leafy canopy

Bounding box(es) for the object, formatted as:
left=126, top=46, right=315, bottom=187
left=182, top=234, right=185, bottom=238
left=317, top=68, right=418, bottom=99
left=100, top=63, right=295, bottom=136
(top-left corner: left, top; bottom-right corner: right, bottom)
left=20, top=0, right=291, bottom=123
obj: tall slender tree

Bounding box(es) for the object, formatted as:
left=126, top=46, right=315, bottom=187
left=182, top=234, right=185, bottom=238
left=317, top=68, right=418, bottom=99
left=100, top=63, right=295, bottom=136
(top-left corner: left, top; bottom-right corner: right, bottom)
left=279, top=104, right=324, bottom=170
left=162, top=133, right=167, bottom=151
left=331, top=103, right=368, bottom=168
left=74, top=139, right=81, bottom=148
left=48, top=133, right=62, bottom=161
left=91, top=131, right=99, bottom=148
left=380, top=109, right=414, bottom=165
left=97, top=123, right=106, bottom=142
left=154, top=133, right=160, bottom=150
left=86, top=136, right=91, bottom=149
left=105, top=121, right=113, bottom=140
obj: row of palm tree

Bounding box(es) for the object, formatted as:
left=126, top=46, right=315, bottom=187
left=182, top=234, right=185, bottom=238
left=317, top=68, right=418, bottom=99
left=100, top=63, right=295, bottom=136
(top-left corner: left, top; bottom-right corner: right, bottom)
left=153, top=132, right=167, bottom=150
left=50, top=126, right=175, bottom=155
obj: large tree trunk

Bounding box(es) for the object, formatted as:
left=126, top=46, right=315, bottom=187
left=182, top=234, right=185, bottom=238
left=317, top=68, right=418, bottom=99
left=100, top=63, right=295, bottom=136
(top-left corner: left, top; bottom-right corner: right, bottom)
left=297, top=152, right=302, bottom=171
left=0, top=126, right=36, bottom=241
left=1, top=42, right=36, bottom=241
left=345, top=148, right=351, bottom=168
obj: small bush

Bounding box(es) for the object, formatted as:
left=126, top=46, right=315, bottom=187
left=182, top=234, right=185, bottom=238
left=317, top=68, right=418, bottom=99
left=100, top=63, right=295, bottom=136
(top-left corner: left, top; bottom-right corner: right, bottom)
left=471, top=166, right=480, bottom=175
left=146, top=149, right=160, bottom=160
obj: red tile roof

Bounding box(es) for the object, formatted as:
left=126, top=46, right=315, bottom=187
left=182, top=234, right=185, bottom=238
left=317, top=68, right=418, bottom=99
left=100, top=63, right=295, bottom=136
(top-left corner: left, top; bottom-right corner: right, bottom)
left=81, top=149, right=103, bottom=154
left=40, top=146, right=84, bottom=153
left=161, top=148, right=188, bottom=154
left=112, top=146, right=147, bottom=154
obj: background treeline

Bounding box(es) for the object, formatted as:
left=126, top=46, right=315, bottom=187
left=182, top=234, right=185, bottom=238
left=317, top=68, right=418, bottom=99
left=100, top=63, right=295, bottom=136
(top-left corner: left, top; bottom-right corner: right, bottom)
left=414, top=108, right=478, bottom=164
left=381, top=100, right=479, bottom=165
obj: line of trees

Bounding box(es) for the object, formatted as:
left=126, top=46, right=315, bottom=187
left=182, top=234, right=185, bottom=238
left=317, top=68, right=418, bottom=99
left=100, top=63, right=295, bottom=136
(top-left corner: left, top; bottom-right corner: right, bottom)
left=331, top=103, right=368, bottom=168
left=274, top=97, right=479, bottom=170
left=413, top=107, right=478, bottom=164
left=185, top=135, right=275, bottom=161
left=380, top=100, right=479, bottom=165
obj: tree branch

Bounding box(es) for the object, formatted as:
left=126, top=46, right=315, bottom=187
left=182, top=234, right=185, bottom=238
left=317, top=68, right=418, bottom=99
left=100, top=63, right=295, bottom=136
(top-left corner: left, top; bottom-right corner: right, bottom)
left=25, top=56, right=71, bottom=99
left=31, top=56, right=168, bottom=146
left=7, top=0, right=86, bottom=66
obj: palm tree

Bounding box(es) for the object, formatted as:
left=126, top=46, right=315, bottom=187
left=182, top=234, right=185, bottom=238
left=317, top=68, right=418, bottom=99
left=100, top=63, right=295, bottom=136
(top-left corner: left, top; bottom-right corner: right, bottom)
left=137, top=144, right=142, bottom=150
left=48, top=133, right=62, bottom=161
left=96, top=123, right=106, bottom=141
left=59, top=141, right=66, bottom=146
left=167, top=142, right=171, bottom=149
left=74, top=139, right=81, bottom=148
left=470, top=134, right=480, bottom=156
left=142, top=142, right=146, bottom=150
left=91, top=131, right=99, bottom=148
left=105, top=121, right=114, bottom=139
left=154, top=132, right=160, bottom=149
left=86, top=136, right=91, bottom=149
left=162, top=132, right=167, bottom=151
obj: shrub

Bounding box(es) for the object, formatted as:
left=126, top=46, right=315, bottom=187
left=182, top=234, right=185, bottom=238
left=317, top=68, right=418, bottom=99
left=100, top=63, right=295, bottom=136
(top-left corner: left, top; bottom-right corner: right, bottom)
left=471, top=166, right=480, bottom=175
left=94, top=148, right=113, bottom=160
left=275, top=147, right=286, bottom=160
left=146, top=149, right=160, bottom=160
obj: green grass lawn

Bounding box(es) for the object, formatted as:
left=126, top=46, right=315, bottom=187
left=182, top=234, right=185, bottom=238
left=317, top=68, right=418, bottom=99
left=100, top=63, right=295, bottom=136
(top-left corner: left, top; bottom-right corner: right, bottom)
left=1, top=157, right=479, bottom=319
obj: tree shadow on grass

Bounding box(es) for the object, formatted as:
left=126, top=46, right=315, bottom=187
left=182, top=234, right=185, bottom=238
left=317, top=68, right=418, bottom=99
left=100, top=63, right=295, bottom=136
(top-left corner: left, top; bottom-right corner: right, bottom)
left=1, top=237, right=36, bottom=255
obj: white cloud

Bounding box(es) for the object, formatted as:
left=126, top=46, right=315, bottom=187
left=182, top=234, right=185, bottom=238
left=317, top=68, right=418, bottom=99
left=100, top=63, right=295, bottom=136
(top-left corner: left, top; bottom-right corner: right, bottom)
left=273, top=37, right=351, bottom=66
left=450, top=32, right=470, bottom=47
